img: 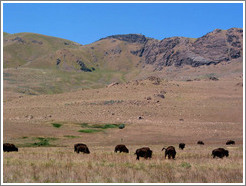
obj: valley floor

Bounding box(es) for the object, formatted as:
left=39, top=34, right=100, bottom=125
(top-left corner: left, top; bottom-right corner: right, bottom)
left=3, top=75, right=244, bottom=183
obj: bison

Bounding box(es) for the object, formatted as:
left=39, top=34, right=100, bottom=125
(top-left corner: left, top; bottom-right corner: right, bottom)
left=135, top=147, right=152, bottom=160
left=114, top=144, right=129, bottom=153
left=179, top=143, right=185, bottom=150
left=3, top=143, right=18, bottom=152
left=212, top=148, right=229, bottom=158
left=197, top=141, right=204, bottom=145
left=226, top=140, right=235, bottom=145
left=162, top=146, right=176, bottom=159
left=74, top=143, right=90, bottom=154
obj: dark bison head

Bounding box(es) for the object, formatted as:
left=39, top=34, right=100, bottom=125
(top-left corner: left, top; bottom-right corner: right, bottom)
left=147, top=149, right=152, bottom=158
left=224, top=150, right=229, bottom=157
left=179, top=143, right=185, bottom=150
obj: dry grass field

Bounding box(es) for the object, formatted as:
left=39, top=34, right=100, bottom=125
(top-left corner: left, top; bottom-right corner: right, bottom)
left=3, top=145, right=243, bottom=183
left=3, top=72, right=244, bottom=183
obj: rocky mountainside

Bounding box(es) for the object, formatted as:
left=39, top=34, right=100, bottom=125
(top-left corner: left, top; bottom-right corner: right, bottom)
left=3, top=28, right=243, bottom=74
left=129, top=28, right=243, bottom=70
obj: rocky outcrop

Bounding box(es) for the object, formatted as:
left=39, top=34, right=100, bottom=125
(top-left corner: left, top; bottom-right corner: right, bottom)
left=76, top=60, right=95, bottom=72
left=130, top=28, right=243, bottom=70
left=12, top=37, right=25, bottom=43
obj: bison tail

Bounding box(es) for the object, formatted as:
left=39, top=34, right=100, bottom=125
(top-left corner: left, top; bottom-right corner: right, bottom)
left=162, top=148, right=165, bottom=151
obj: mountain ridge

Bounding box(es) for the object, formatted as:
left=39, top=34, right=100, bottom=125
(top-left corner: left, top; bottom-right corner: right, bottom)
left=3, top=27, right=243, bottom=74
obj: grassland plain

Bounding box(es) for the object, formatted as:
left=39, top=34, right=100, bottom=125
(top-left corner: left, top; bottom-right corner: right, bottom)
left=3, top=145, right=243, bottom=183
left=3, top=74, right=243, bottom=183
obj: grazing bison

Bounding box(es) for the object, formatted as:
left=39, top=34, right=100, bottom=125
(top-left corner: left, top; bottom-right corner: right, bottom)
left=179, top=143, right=185, bottom=150
left=135, top=147, right=152, bottom=160
left=3, top=143, right=18, bottom=152
left=226, top=140, right=235, bottom=145
left=74, top=143, right=90, bottom=154
left=197, top=141, right=204, bottom=145
left=162, top=146, right=176, bottom=159
left=114, top=144, right=129, bottom=153
left=212, top=148, right=229, bottom=158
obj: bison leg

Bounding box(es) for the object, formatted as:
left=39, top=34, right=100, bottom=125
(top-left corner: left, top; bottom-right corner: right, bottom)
left=136, top=155, right=140, bottom=160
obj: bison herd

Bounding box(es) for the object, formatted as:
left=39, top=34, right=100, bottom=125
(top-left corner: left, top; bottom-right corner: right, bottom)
left=3, top=140, right=236, bottom=160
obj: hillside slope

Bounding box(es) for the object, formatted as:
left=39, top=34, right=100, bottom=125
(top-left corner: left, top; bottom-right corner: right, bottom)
left=4, top=28, right=243, bottom=71
left=3, top=28, right=243, bottom=95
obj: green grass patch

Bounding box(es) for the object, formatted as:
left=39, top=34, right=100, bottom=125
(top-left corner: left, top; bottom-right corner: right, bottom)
left=52, top=123, right=63, bottom=128
left=18, top=137, right=58, bottom=147
left=64, top=135, right=80, bottom=138
left=80, top=123, right=125, bottom=130
left=78, top=129, right=102, bottom=133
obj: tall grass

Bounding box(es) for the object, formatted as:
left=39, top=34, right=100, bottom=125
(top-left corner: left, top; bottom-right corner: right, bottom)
left=3, top=145, right=243, bottom=183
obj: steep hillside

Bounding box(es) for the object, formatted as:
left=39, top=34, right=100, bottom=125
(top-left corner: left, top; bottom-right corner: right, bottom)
left=3, top=28, right=243, bottom=95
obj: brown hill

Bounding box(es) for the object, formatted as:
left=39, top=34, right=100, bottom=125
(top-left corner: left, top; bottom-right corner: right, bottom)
left=3, top=28, right=243, bottom=95
left=4, top=28, right=243, bottom=72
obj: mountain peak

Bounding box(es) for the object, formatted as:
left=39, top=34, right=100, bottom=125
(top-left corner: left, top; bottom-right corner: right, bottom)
left=99, top=34, right=151, bottom=44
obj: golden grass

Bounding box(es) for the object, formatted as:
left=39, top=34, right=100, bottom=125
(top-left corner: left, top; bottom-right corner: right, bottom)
left=3, top=77, right=243, bottom=183
left=3, top=145, right=243, bottom=183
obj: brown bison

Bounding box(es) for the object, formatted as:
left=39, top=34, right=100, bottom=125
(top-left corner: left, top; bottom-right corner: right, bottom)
left=135, top=147, right=152, bottom=160
left=212, top=148, right=229, bottom=158
left=74, top=143, right=90, bottom=154
left=179, top=143, right=185, bottom=150
left=114, top=144, right=129, bottom=153
left=226, top=140, right=235, bottom=145
left=162, top=146, right=176, bottom=159
left=3, top=143, right=18, bottom=152
left=197, top=141, right=204, bottom=145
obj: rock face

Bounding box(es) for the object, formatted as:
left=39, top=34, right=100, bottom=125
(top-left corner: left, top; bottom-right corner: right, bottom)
left=119, top=28, right=243, bottom=70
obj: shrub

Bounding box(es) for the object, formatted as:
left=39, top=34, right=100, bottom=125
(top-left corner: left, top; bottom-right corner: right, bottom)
left=118, top=124, right=125, bottom=129
left=52, top=123, right=62, bottom=128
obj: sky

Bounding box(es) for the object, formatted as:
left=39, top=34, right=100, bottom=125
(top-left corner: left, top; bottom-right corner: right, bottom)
left=3, top=2, right=244, bottom=45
